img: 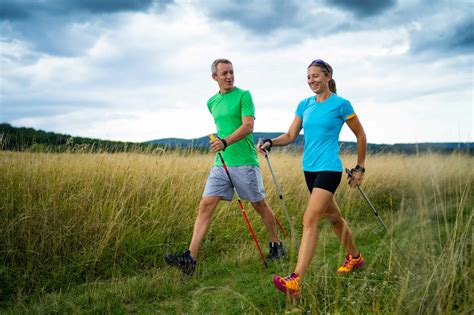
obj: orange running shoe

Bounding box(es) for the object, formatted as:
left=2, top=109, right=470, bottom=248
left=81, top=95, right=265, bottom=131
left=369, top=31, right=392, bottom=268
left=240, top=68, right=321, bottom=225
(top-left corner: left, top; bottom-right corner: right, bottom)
left=272, top=273, right=301, bottom=297
left=337, top=253, right=365, bottom=273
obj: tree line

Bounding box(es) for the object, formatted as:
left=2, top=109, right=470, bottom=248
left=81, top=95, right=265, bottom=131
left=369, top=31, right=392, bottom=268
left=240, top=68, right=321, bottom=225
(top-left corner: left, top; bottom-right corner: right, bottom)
left=1, top=123, right=471, bottom=155
left=0, top=123, right=165, bottom=153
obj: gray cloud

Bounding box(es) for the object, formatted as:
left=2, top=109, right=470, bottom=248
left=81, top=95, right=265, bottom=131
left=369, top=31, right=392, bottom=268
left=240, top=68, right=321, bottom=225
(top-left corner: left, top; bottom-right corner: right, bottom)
left=0, top=0, right=163, bottom=20
left=319, top=0, right=473, bottom=57
left=0, top=0, right=173, bottom=56
left=200, top=0, right=400, bottom=38
left=201, top=0, right=384, bottom=37
left=67, top=0, right=157, bottom=14
left=199, top=0, right=472, bottom=60
left=451, top=20, right=474, bottom=49
left=409, top=14, right=474, bottom=56
left=0, top=18, right=104, bottom=56
left=0, top=2, right=33, bottom=20
left=202, top=0, right=302, bottom=34
left=326, top=0, right=397, bottom=18
left=5, top=0, right=470, bottom=59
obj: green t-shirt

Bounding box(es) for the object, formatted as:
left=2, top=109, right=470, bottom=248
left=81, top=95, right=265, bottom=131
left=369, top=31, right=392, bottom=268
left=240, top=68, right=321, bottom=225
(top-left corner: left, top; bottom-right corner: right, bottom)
left=207, top=87, right=259, bottom=167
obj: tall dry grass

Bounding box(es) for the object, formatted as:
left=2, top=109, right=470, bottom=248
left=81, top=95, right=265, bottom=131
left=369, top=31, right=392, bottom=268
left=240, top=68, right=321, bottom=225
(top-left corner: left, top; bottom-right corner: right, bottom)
left=0, top=150, right=472, bottom=313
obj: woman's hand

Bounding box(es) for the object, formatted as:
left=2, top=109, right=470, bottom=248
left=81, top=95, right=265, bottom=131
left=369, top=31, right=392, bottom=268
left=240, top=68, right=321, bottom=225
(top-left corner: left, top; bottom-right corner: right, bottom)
left=348, top=169, right=364, bottom=188
left=256, top=139, right=272, bottom=155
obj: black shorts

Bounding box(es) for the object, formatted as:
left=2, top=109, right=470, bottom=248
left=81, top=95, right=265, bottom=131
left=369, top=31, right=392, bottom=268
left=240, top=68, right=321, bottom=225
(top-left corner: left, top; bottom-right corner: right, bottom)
left=304, top=171, right=342, bottom=194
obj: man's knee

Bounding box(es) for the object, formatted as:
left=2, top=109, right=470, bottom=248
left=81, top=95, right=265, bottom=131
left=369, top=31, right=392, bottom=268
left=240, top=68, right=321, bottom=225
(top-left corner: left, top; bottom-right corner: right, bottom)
left=250, top=198, right=268, bottom=211
left=198, top=197, right=219, bottom=215
left=251, top=199, right=276, bottom=219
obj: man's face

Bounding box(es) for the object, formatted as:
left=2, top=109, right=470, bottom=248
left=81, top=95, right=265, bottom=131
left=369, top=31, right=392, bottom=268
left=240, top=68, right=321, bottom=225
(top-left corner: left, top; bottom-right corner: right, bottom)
left=213, top=62, right=234, bottom=93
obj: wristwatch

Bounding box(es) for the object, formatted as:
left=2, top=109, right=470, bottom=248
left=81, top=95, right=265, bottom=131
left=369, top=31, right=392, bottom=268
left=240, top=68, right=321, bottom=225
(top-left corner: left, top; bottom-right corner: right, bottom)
left=217, top=136, right=228, bottom=151
left=354, top=165, right=365, bottom=173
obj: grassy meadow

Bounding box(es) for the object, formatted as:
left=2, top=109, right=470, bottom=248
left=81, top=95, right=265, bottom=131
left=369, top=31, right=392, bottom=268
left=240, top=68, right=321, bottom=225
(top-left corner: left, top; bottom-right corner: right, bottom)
left=0, top=150, right=472, bottom=314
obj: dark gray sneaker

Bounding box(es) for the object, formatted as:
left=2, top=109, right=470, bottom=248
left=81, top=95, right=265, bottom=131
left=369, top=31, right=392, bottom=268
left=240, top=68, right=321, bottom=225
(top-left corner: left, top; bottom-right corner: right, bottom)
left=267, top=242, right=286, bottom=260
left=165, top=250, right=196, bottom=275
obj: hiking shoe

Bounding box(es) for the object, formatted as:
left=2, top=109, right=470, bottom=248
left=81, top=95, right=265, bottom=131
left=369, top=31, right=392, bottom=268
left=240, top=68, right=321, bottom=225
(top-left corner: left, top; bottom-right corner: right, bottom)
left=273, top=273, right=301, bottom=297
left=337, top=253, right=365, bottom=273
left=267, top=242, right=287, bottom=260
left=165, top=250, right=196, bottom=275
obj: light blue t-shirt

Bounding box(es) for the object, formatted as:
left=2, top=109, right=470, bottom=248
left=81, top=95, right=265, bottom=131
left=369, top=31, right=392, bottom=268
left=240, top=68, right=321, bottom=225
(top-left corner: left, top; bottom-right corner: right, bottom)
left=295, top=93, right=355, bottom=172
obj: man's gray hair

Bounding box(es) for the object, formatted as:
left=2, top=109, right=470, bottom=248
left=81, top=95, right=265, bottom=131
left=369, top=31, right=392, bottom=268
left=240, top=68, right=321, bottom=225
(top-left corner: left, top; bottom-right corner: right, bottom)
left=211, top=58, right=232, bottom=75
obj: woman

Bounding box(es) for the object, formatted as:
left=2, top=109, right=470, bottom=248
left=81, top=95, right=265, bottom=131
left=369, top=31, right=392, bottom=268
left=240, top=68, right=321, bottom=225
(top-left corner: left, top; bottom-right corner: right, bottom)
left=258, top=59, right=367, bottom=297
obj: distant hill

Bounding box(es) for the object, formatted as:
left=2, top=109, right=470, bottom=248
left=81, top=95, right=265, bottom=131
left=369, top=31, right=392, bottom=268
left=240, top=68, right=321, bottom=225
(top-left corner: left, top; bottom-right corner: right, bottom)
left=1, top=123, right=471, bottom=155
left=146, top=132, right=472, bottom=155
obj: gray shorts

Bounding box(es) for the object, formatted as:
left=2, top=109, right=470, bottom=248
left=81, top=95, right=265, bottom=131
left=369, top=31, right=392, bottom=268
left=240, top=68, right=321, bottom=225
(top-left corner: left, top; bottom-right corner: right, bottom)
left=203, top=165, right=266, bottom=202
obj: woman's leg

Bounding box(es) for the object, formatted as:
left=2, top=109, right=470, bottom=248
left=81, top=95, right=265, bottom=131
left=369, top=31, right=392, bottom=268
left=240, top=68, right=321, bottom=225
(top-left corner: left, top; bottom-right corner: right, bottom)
left=323, top=197, right=358, bottom=256
left=293, top=188, right=334, bottom=279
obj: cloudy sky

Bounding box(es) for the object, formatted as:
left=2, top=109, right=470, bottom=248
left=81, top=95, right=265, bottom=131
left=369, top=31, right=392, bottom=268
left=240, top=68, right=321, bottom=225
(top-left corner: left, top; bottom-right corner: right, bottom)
left=1, top=0, right=472, bottom=144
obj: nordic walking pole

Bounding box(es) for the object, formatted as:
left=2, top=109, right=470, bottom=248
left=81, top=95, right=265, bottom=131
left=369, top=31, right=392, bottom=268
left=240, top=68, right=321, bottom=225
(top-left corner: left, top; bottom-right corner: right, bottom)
left=258, top=139, right=294, bottom=239
left=210, top=134, right=268, bottom=268
left=345, top=168, right=406, bottom=259
left=274, top=213, right=289, bottom=238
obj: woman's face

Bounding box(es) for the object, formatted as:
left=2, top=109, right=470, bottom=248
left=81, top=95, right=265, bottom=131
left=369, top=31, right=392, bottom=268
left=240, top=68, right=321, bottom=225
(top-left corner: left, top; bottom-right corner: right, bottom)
left=307, top=66, right=330, bottom=94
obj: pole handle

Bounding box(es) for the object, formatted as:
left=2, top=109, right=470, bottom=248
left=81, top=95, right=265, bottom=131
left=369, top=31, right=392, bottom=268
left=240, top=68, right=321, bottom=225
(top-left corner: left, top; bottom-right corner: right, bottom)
left=257, top=137, right=266, bottom=156
left=345, top=167, right=352, bottom=177
left=257, top=137, right=271, bottom=154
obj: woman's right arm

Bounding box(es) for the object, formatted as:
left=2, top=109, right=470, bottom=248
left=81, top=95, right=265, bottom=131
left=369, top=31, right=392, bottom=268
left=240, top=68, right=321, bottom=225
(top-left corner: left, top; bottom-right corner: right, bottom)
left=258, top=116, right=302, bottom=153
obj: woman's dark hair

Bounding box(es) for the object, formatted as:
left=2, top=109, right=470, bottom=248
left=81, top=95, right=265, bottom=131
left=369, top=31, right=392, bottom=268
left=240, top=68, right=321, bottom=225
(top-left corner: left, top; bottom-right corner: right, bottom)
left=308, top=59, right=337, bottom=93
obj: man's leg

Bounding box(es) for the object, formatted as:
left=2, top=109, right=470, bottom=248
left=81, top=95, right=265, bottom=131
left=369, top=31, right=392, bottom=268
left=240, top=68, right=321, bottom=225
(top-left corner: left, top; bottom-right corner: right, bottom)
left=188, top=196, right=221, bottom=259
left=250, top=199, right=279, bottom=243
left=165, top=165, right=230, bottom=275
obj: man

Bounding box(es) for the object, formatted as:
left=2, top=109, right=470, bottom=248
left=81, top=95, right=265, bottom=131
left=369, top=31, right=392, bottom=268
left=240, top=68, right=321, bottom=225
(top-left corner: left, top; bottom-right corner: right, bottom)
left=165, top=58, right=286, bottom=275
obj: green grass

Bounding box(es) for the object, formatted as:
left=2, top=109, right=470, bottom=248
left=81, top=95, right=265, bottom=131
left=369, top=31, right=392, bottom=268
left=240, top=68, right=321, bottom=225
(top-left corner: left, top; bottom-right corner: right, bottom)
left=0, top=151, right=472, bottom=314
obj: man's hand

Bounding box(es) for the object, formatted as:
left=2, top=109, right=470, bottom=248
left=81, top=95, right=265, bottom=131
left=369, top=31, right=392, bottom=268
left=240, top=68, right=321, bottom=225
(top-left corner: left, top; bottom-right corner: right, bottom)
left=210, top=137, right=227, bottom=152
